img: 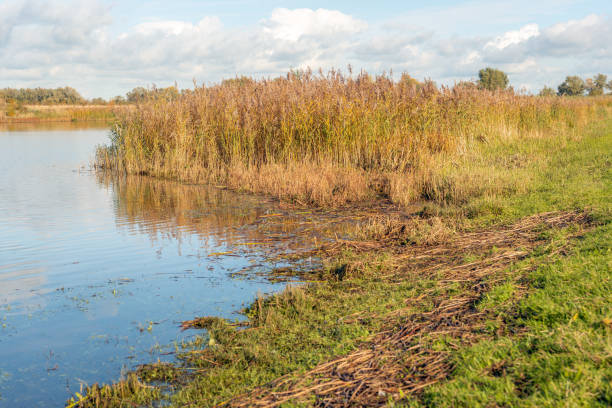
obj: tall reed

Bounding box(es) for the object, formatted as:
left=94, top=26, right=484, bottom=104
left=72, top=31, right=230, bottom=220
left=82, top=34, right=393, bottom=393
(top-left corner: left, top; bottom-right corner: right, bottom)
left=97, top=69, right=611, bottom=206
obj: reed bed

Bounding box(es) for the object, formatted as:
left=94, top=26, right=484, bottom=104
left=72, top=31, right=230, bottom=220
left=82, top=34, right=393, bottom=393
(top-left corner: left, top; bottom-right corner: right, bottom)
left=0, top=104, right=124, bottom=123
left=97, top=70, right=611, bottom=206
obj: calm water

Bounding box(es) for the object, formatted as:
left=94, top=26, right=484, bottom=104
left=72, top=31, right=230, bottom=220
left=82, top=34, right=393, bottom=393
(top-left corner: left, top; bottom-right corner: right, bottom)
left=0, top=124, right=323, bottom=406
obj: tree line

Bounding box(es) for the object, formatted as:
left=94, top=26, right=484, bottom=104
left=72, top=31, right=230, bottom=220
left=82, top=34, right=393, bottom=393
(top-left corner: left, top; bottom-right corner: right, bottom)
left=2, top=70, right=610, bottom=108
left=475, top=67, right=611, bottom=96
left=544, top=74, right=611, bottom=96
left=0, top=86, right=86, bottom=104
left=115, top=85, right=180, bottom=104
left=0, top=85, right=180, bottom=106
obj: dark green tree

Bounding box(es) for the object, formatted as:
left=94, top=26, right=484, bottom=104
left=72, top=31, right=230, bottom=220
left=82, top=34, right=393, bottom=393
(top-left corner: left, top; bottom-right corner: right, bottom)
left=557, top=76, right=585, bottom=96
left=478, top=67, right=509, bottom=91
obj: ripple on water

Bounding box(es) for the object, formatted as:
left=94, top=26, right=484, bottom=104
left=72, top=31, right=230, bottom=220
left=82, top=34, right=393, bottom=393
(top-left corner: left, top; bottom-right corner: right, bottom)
left=0, top=126, right=331, bottom=407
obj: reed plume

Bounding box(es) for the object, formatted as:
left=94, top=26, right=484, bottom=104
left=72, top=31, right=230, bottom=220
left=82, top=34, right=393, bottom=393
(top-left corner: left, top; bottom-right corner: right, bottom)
left=97, top=69, right=611, bottom=206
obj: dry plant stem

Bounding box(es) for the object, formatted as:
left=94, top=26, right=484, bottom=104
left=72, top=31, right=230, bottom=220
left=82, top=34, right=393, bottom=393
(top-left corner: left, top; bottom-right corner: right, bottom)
left=96, top=69, right=612, bottom=207
left=225, top=211, right=593, bottom=407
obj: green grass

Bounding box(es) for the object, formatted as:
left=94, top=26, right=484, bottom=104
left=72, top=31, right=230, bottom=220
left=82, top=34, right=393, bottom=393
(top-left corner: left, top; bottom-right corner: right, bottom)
left=402, top=119, right=612, bottom=407
left=75, top=117, right=611, bottom=406
left=463, top=119, right=611, bottom=224
left=421, top=223, right=612, bottom=407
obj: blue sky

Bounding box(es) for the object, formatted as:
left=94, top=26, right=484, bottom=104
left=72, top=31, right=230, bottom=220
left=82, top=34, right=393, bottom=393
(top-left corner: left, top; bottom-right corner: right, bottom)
left=1, top=0, right=610, bottom=98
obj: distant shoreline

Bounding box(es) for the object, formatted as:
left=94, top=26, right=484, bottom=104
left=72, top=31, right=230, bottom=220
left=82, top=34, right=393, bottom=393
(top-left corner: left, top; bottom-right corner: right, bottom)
left=0, top=104, right=129, bottom=124
left=0, top=117, right=111, bottom=123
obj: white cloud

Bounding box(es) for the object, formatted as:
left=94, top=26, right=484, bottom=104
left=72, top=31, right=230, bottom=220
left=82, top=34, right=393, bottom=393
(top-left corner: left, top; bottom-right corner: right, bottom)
left=132, top=17, right=222, bottom=37
left=485, top=24, right=540, bottom=50
left=0, top=0, right=111, bottom=46
left=538, top=14, right=610, bottom=55
left=262, top=8, right=367, bottom=42
left=0, top=0, right=609, bottom=98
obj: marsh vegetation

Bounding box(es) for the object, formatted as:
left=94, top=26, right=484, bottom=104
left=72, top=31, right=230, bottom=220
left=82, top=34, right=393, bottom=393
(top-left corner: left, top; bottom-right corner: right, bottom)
left=97, top=70, right=611, bottom=208
left=70, top=68, right=612, bottom=407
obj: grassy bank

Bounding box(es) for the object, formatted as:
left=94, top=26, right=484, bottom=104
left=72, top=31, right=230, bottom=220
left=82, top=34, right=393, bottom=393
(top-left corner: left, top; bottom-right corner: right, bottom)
left=0, top=104, right=124, bottom=123
left=96, top=70, right=611, bottom=207
left=74, top=100, right=611, bottom=407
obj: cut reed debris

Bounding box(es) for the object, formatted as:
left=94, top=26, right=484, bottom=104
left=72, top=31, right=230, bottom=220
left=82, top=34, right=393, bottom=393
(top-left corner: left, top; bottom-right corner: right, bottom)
left=96, top=70, right=612, bottom=206
left=225, top=211, right=594, bottom=407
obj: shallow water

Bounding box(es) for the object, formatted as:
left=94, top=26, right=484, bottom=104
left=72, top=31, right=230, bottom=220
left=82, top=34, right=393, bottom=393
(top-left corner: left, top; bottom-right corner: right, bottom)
left=0, top=124, right=322, bottom=406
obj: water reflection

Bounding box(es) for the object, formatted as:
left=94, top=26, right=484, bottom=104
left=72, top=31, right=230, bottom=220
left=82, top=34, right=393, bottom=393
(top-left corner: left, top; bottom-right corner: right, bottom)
left=0, top=121, right=110, bottom=132
left=0, top=126, right=354, bottom=407
left=98, top=173, right=351, bottom=260
left=0, top=264, right=48, bottom=305
left=100, top=173, right=272, bottom=246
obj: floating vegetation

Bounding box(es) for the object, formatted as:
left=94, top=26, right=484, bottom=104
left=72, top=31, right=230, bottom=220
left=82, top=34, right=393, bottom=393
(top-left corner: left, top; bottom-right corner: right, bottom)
left=180, top=316, right=249, bottom=331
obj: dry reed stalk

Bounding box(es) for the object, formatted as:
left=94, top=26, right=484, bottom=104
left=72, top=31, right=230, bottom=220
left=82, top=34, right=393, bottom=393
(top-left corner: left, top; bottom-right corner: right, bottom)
left=96, top=70, right=612, bottom=207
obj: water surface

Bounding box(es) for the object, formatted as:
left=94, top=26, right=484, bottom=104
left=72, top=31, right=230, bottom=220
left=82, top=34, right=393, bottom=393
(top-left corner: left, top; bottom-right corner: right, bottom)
left=0, top=123, right=324, bottom=406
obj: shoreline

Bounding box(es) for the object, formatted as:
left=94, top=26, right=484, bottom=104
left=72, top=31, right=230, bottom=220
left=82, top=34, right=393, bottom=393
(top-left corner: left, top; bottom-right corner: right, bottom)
left=0, top=117, right=112, bottom=124
left=71, top=118, right=612, bottom=407
left=1, top=104, right=130, bottom=125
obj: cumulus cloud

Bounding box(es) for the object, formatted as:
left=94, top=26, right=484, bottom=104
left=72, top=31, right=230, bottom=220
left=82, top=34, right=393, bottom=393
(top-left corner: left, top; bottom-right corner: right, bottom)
left=0, top=0, right=609, bottom=97
left=262, top=8, right=367, bottom=42
left=0, top=0, right=111, bottom=46
left=485, top=24, right=540, bottom=50
left=537, top=14, right=611, bottom=56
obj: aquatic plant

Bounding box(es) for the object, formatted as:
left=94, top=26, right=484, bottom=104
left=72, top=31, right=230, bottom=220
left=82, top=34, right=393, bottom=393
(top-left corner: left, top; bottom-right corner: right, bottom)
left=75, top=105, right=612, bottom=408
left=96, top=69, right=612, bottom=207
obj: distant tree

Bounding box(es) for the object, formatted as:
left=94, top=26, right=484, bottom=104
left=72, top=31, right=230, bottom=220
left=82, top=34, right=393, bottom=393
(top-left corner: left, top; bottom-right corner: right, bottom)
left=126, top=87, right=149, bottom=103
left=126, top=86, right=179, bottom=103
left=454, top=80, right=479, bottom=91
left=478, top=67, right=509, bottom=91
left=90, top=97, right=107, bottom=105
left=222, top=76, right=255, bottom=87
left=399, top=73, right=422, bottom=89
left=585, top=79, right=598, bottom=96
left=111, top=95, right=126, bottom=105
left=585, top=74, right=607, bottom=96
left=0, top=86, right=85, bottom=105
left=539, top=86, right=556, bottom=97
left=156, top=86, right=179, bottom=101
left=557, top=76, right=585, bottom=96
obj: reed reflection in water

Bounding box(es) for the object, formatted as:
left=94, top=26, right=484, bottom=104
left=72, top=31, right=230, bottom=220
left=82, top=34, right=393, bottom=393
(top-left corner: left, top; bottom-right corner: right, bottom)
left=0, top=126, right=342, bottom=407
left=98, top=173, right=354, bottom=264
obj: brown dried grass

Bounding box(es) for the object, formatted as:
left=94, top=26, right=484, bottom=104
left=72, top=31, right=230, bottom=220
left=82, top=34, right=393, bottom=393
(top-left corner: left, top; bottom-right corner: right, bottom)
left=96, top=69, right=612, bottom=207
left=224, top=211, right=593, bottom=407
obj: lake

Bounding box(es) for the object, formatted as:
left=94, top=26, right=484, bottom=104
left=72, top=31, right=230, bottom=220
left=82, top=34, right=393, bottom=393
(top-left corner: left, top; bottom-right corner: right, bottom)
left=0, top=123, right=329, bottom=406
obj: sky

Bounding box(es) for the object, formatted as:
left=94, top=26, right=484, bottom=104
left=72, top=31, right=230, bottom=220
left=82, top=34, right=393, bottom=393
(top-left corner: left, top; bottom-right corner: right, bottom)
left=0, top=0, right=610, bottom=98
